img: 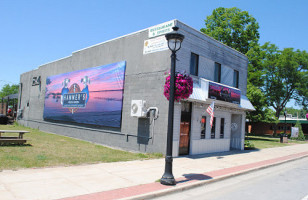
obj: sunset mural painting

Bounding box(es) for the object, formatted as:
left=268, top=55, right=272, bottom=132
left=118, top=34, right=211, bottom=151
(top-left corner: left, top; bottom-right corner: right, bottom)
left=43, top=61, right=126, bottom=128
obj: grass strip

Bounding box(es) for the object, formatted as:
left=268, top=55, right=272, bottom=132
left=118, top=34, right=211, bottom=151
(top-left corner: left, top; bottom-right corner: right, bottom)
left=0, top=124, right=162, bottom=170
left=245, top=135, right=306, bottom=150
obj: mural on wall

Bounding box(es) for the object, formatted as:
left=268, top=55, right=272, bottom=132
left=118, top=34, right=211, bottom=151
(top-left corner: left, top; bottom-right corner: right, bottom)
left=208, top=82, right=241, bottom=104
left=43, top=61, right=126, bottom=128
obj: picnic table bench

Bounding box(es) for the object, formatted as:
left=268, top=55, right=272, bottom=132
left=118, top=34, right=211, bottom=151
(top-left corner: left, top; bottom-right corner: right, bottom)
left=0, top=130, right=30, bottom=145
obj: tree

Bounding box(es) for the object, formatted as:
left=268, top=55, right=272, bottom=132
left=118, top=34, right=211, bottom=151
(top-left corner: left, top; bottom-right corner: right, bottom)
left=201, top=7, right=308, bottom=125
left=292, top=50, right=308, bottom=109
left=0, top=84, right=19, bottom=99
left=0, top=84, right=19, bottom=113
left=246, top=42, right=308, bottom=125
left=286, top=107, right=307, bottom=119
left=200, top=7, right=260, bottom=54
left=246, top=42, right=278, bottom=122
left=261, top=43, right=308, bottom=120
left=246, top=82, right=277, bottom=123
left=246, top=44, right=266, bottom=87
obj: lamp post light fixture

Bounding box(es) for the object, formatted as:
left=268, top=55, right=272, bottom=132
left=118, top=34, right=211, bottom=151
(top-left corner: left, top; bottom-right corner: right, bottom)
left=160, top=26, right=184, bottom=186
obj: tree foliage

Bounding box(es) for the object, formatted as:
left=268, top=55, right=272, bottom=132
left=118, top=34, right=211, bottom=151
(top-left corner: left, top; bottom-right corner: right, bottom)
left=246, top=44, right=266, bottom=87
left=201, top=7, right=308, bottom=124
left=0, top=84, right=19, bottom=99
left=246, top=82, right=277, bottom=123
left=201, top=7, right=260, bottom=54
left=246, top=42, right=308, bottom=123
left=246, top=44, right=273, bottom=122
left=261, top=43, right=308, bottom=118
left=286, top=107, right=307, bottom=119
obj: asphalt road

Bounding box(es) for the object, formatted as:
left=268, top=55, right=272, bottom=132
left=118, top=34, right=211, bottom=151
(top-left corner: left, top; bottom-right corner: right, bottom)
left=150, top=157, right=308, bottom=200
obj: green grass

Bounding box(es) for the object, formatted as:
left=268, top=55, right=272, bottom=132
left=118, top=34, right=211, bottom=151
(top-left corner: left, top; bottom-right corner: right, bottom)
left=245, top=135, right=307, bottom=150
left=0, top=124, right=163, bottom=170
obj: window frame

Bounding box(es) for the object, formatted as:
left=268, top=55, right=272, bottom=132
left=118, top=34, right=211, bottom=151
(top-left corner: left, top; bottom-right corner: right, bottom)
left=190, top=52, right=199, bottom=76
left=220, top=118, right=225, bottom=139
left=214, top=62, right=221, bottom=83
left=233, top=70, right=239, bottom=88
left=211, top=117, right=216, bottom=139
left=201, top=116, right=206, bottom=139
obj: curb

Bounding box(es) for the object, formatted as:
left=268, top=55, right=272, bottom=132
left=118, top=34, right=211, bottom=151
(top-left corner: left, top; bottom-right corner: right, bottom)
left=123, top=153, right=308, bottom=200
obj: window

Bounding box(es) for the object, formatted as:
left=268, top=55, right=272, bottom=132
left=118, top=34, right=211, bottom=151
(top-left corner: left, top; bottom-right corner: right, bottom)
left=220, top=118, right=225, bottom=138
left=211, top=117, right=216, bottom=139
left=190, top=53, right=199, bottom=76
left=233, top=70, right=239, bottom=88
left=214, top=62, right=221, bottom=83
left=201, top=116, right=206, bottom=139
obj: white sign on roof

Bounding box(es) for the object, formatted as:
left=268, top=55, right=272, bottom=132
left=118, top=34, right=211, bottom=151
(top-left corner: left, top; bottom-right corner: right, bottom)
left=143, top=36, right=168, bottom=55
left=148, top=20, right=175, bottom=38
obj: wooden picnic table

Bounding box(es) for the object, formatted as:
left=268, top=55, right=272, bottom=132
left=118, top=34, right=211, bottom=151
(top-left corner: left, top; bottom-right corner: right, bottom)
left=0, top=130, right=30, bottom=145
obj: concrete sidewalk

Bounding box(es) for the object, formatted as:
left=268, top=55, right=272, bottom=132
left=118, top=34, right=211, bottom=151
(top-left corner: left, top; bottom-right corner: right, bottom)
left=1, top=144, right=308, bottom=200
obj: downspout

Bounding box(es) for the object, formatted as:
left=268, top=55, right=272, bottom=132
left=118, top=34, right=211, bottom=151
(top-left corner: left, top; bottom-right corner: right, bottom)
left=19, top=83, right=23, bottom=109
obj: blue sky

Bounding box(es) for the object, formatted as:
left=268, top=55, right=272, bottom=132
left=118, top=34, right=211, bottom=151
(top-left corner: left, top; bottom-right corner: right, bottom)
left=0, top=0, right=307, bottom=107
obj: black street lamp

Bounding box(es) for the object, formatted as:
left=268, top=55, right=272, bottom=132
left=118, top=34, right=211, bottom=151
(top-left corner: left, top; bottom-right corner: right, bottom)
left=281, top=109, right=287, bottom=143
left=284, top=109, right=287, bottom=136
left=160, top=27, right=184, bottom=186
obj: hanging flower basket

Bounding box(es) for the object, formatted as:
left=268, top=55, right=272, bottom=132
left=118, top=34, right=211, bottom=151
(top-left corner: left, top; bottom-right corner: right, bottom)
left=164, top=72, right=193, bottom=102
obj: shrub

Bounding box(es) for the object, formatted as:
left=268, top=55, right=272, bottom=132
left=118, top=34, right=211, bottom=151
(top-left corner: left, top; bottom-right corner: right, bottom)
left=290, top=121, right=306, bottom=141
left=245, top=140, right=255, bottom=150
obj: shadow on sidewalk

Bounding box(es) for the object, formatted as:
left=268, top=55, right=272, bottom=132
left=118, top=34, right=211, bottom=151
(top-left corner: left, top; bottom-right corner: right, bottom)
left=179, top=149, right=260, bottom=160
left=177, top=173, right=213, bottom=184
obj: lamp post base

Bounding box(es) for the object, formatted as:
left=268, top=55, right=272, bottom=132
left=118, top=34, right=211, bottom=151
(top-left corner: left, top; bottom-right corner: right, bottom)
left=161, top=156, right=176, bottom=185
left=160, top=176, right=176, bottom=185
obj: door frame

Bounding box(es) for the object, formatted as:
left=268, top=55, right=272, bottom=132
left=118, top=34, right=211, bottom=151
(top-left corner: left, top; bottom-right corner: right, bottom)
left=179, top=102, right=192, bottom=155
left=230, top=114, right=242, bottom=150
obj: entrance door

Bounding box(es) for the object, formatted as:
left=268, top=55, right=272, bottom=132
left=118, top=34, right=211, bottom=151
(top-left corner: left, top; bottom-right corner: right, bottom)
left=230, top=114, right=242, bottom=150
left=179, top=102, right=192, bottom=155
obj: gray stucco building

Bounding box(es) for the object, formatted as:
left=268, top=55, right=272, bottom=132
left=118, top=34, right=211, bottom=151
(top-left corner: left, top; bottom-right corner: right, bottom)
left=18, top=20, right=254, bottom=156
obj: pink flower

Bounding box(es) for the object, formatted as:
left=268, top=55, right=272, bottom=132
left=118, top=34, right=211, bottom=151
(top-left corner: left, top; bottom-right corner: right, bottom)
left=164, top=72, right=193, bottom=102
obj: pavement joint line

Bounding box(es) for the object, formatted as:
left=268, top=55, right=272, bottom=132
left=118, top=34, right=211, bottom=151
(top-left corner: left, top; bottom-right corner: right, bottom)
left=60, top=151, right=308, bottom=200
